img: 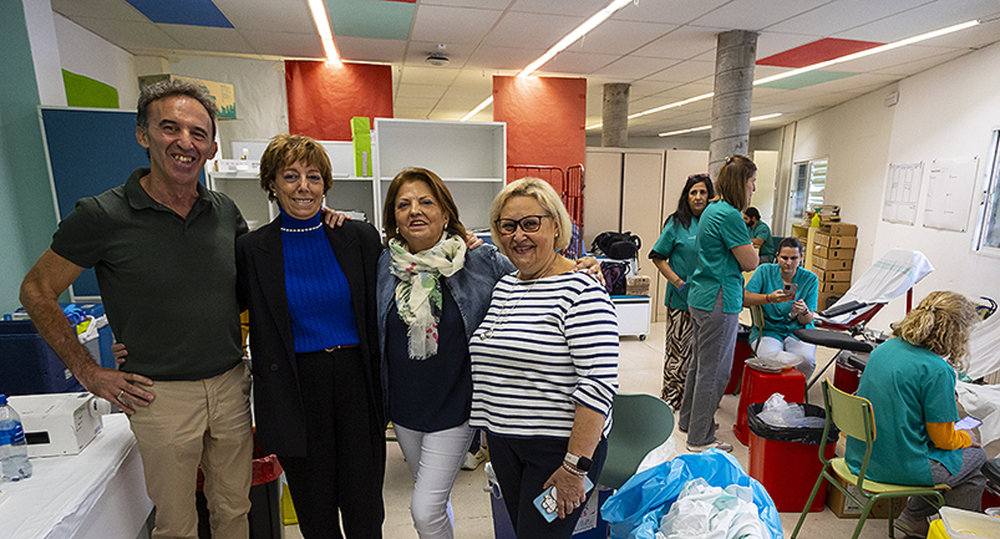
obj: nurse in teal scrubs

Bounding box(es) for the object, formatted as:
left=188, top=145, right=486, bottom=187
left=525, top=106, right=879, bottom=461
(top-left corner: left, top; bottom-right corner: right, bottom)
left=845, top=291, right=986, bottom=538
left=649, top=173, right=714, bottom=410
left=743, top=237, right=819, bottom=379
left=678, top=155, right=759, bottom=453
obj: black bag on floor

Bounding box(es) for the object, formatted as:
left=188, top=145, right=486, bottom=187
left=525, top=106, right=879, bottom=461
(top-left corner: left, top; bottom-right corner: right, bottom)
left=591, top=231, right=641, bottom=260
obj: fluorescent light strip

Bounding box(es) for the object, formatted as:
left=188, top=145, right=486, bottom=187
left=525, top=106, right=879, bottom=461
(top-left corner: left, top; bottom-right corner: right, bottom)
left=307, top=0, right=341, bottom=63
left=657, top=113, right=782, bottom=138
left=754, top=19, right=979, bottom=86
left=460, top=96, right=494, bottom=122
left=518, top=0, right=633, bottom=77
left=589, top=19, right=980, bottom=130
left=461, top=0, right=633, bottom=120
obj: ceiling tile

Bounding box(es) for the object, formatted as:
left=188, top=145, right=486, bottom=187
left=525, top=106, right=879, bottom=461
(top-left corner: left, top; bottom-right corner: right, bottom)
left=124, top=0, right=233, bottom=28
left=51, top=0, right=147, bottom=21
left=420, top=0, right=512, bottom=8
left=66, top=16, right=183, bottom=53
left=631, top=25, right=721, bottom=60
left=411, top=5, right=504, bottom=44
left=612, top=0, right=731, bottom=25
left=214, top=0, right=314, bottom=33
left=756, top=31, right=824, bottom=59
left=467, top=45, right=544, bottom=70
left=394, top=107, right=432, bottom=120
left=157, top=24, right=255, bottom=54
left=398, top=65, right=461, bottom=85
left=757, top=38, right=883, bottom=68
left=592, top=55, right=680, bottom=79
left=766, top=0, right=931, bottom=36
left=538, top=50, right=620, bottom=75
left=644, top=59, right=715, bottom=82
left=328, top=0, right=416, bottom=40
left=692, top=0, right=833, bottom=31
left=837, top=0, right=1000, bottom=43
left=830, top=43, right=959, bottom=73
left=509, top=0, right=609, bottom=17
left=241, top=30, right=323, bottom=59
left=569, top=19, right=677, bottom=55
left=336, top=36, right=407, bottom=64
left=484, top=11, right=584, bottom=49
left=869, top=49, right=969, bottom=77
left=395, top=96, right=442, bottom=109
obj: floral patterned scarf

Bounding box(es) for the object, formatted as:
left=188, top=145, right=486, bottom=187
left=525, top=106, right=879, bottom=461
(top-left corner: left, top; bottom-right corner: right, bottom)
left=388, top=233, right=467, bottom=359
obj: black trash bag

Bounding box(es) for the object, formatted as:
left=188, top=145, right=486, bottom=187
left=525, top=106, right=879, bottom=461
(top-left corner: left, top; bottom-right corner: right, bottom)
left=737, top=323, right=751, bottom=343
left=591, top=231, right=641, bottom=260
left=747, top=402, right=839, bottom=445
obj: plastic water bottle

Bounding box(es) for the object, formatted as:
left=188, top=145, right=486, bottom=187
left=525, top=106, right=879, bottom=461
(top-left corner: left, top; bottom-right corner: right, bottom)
left=0, top=394, right=32, bottom=482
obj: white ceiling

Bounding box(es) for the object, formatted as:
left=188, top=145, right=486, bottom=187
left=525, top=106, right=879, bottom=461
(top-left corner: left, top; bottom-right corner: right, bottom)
left=51, top=0, right=1000, bottom=137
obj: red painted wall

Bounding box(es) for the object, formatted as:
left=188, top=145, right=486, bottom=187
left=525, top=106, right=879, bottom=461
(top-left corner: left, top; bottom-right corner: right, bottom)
left=493, top=76, right=586, bottom=179
left=286, top=61, right=393, bottom=141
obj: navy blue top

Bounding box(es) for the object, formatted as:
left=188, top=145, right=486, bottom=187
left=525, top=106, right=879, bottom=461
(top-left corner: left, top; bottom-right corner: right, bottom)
left=386, top=285, right=470, bottom=431
left=280, top=210, right=359, bottom=353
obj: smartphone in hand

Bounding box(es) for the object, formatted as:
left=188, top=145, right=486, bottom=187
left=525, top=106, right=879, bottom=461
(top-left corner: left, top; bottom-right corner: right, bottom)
left=955, top=416, right=982, bottom=430
left=783, top=283, right=798, bottom=296
left=533, top=477, right=594, bottom=522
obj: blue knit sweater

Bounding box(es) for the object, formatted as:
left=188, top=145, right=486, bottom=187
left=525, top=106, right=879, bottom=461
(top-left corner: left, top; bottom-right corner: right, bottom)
left=280, top=210, right=359, bottom=353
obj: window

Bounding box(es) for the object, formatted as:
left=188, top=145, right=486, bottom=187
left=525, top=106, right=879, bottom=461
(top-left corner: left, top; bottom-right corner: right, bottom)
left=974, top=129, right=1000, bottom=254
left=789, top=159, right=827, bottom=220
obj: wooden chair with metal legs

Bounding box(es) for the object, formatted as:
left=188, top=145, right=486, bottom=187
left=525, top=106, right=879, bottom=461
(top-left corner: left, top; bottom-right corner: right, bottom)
left=791, top=380, right=949, bottom=539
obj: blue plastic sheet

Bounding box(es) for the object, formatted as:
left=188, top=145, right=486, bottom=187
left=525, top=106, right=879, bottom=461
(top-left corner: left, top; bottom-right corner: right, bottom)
left=600, top=449, right=782, bottom=539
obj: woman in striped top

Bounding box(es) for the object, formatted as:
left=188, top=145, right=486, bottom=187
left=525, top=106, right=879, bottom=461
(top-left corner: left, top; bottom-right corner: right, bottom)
left=470, top=178, right=619, bottom=539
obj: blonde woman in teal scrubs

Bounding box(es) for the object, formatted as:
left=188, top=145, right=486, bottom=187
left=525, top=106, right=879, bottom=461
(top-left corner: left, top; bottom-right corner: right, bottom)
left=678, top=155, right=759, bottom=453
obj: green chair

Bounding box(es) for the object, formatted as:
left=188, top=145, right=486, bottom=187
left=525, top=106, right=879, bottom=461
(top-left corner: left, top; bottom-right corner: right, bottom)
left=749, top=304, right=765, bottom=356
left=598, top=393, right=674, bottom=490
left=791, top=380, right=949, bottom=539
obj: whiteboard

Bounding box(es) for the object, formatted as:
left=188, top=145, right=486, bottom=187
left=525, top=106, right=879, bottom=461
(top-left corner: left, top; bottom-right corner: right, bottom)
left=924, top=157, right=979, bottom=232
left=882, top=162, right=923, bottom=225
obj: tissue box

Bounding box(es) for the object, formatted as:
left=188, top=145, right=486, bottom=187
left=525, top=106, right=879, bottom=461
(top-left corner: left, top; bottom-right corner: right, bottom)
left=626, top=276, right=650, bottom=296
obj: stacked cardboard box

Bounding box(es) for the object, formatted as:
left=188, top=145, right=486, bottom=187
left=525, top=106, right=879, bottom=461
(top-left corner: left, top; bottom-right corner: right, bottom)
left=810, top=223, right=857, bottom=310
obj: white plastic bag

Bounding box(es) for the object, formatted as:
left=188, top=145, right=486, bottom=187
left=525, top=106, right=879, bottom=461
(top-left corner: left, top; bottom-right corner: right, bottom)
left=656, top=478, right=765, bottom=539
left=756, top=393, right=825, bottom=428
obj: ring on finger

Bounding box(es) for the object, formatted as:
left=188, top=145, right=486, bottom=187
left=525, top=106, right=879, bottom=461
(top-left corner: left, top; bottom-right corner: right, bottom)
left=118, top=389, right=125, bottom=401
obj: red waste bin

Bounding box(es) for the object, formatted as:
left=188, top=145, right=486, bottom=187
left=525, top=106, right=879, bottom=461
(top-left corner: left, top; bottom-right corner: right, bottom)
left=747, top=402, right=838, bottom=512
left=734, top=364, right=805, bottom=446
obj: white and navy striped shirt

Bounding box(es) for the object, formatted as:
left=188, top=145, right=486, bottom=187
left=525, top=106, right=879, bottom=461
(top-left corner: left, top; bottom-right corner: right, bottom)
left=469, top=272, right=619, bottom=439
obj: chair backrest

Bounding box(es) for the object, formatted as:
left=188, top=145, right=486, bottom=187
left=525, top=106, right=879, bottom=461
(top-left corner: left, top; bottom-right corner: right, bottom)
left=599, top=393, right=674, bottom=490
left=750, top=304, right=765, bottom=355
left=821, top=380, right=877, bottom=489
left=822, top=380, right=875, bottom=443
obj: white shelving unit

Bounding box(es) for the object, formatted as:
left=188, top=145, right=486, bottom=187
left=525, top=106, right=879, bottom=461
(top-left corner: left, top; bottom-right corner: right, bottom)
left=221, top=139, right=379, bottom=226
left=373, top=118, right=506, bottom=231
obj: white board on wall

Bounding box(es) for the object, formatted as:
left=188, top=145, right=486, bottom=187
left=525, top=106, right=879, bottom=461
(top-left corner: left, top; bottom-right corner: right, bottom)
left=924, top=157, right=979, bottom=232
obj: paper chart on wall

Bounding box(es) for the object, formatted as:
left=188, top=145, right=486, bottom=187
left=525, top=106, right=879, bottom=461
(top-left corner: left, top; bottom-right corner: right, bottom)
left=882, top=162, right=923, bottom=225
left=924, top=157, right=979, bottom=232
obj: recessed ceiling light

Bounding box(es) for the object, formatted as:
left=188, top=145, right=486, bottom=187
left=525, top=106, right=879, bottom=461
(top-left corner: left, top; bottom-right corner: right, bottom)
left=306, top=0, right=340, bottom=64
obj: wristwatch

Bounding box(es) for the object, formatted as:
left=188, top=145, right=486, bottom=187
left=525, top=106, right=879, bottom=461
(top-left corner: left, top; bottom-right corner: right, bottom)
left=564, top=452, right=593, bottom=472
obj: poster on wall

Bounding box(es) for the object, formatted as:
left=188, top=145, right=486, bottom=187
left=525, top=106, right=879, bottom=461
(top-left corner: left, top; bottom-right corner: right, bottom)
left=882, top=162, right=923, bottom=225
left=924, top=157, right=979, bottom=232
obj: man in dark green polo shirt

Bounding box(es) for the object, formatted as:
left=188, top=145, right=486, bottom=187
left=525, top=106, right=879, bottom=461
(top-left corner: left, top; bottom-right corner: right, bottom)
left=20, top=80, right=252, bottom=539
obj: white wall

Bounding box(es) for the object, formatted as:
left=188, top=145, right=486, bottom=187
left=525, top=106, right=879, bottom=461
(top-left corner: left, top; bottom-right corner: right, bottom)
left=165, top=55, right=289, bottom=158
left=22, top=0, right=65, bottom=106
left=54, top=14, right=137, bottom=108
left=786, top=42, right=1000, bottom=330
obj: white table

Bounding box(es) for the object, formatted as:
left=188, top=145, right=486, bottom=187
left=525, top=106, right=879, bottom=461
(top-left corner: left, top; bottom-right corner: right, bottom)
left=0, top=414, right=153, bottom=539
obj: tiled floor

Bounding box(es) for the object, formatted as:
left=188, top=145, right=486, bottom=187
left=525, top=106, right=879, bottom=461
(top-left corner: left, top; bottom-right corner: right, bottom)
left=282, top=321, right=976, bottom=539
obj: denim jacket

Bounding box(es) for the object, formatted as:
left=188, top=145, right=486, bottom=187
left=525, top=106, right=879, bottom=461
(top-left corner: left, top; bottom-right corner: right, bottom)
left=377, top=243, right=515, bottom=417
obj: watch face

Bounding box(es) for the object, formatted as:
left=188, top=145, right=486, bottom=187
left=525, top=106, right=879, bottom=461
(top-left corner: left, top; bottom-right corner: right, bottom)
left=577, top=456, right=593, bottom=471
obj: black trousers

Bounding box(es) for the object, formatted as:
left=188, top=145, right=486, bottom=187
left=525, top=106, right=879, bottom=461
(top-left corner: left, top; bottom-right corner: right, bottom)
left=486, top=433, right=607, bottom=539
left=279, top=347, right=385, bottom=539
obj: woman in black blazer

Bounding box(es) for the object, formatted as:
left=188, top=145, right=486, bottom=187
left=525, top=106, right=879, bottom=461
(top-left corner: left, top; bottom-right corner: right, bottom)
left=236, top=134, right=384, bottom=538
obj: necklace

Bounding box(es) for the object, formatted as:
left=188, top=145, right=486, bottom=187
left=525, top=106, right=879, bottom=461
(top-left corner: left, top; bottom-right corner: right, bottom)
left=482, top=256, right=559, bottom=339
left=281, top=223, right=322, bottom=233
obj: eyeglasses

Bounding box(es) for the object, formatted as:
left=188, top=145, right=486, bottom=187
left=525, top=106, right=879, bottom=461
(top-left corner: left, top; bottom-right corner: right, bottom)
left=494, top=215, right=549, bottom=235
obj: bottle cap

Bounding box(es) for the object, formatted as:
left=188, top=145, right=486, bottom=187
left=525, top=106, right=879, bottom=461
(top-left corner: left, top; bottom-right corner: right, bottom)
left=0, top=394, right=6, bottom=405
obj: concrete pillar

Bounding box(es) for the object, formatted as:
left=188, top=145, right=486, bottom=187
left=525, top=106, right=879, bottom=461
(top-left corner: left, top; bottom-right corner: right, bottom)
left=601, top=82, right=630, bottom=148
left=708, top=30, right=758, bottom=180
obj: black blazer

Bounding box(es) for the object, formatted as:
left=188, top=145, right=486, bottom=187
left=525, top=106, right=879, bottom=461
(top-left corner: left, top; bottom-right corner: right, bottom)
left=236, top=215, right=385, bottom=457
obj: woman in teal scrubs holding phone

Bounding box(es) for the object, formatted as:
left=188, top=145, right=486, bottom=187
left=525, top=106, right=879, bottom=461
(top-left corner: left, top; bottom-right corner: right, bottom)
left=678, top=155, right=759, bottom=453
